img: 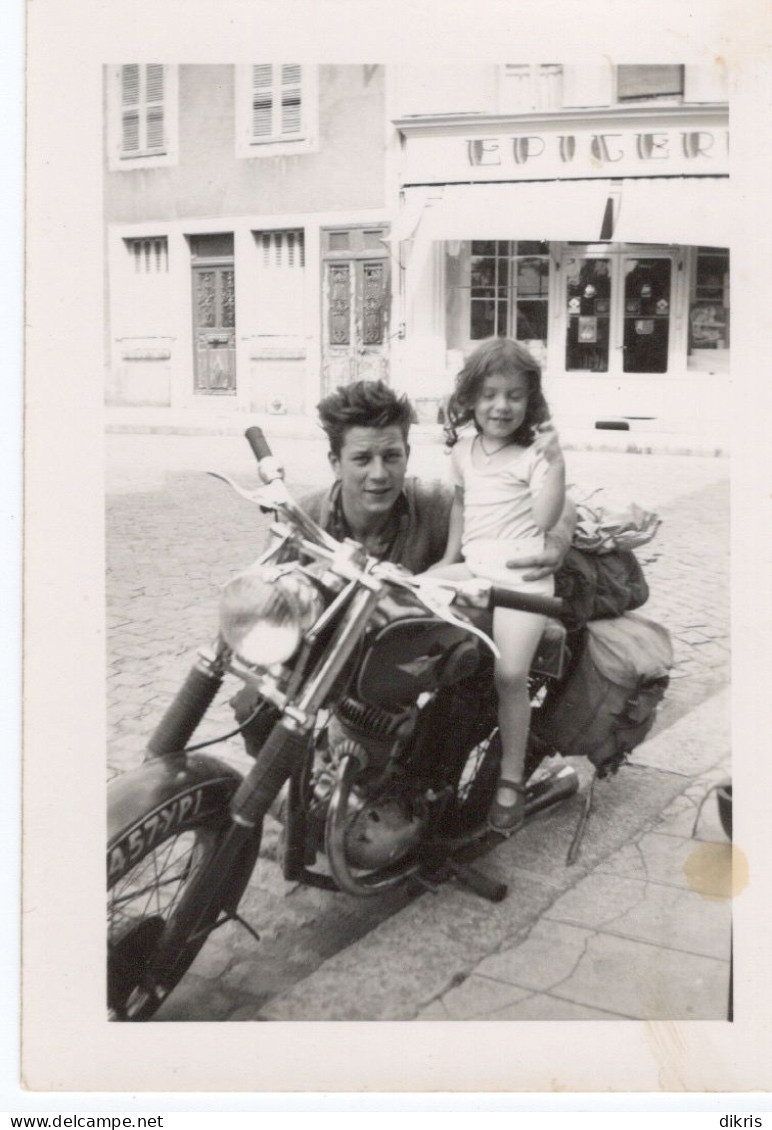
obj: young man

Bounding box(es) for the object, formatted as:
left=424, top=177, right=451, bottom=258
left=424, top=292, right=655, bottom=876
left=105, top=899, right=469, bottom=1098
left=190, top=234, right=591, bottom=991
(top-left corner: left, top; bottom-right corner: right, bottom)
left=303, top=379, right=574, bottom=578
left=232, top=380, right=575, bottom=747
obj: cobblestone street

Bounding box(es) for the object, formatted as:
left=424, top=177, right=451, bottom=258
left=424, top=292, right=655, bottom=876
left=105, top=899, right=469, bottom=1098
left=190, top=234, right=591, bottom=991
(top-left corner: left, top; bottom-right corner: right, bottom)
left=106, top=433, right=730, bottom=1020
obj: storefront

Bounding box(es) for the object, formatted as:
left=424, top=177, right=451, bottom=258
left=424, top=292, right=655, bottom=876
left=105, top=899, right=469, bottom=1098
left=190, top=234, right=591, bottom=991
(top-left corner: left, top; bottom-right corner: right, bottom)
left=392, top=106, right=730, bottom=437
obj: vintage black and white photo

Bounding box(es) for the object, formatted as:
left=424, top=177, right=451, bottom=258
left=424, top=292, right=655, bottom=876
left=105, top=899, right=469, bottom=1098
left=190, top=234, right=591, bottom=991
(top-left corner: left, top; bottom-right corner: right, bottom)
left=103, top=62, right=732, bottom=1023
left=21, top=0, right=772, bottom=1096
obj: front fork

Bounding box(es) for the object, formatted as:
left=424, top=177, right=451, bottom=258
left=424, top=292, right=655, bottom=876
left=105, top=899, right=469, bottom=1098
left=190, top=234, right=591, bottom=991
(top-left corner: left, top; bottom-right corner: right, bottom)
left=145, top=641, right=230, bottom=759
left=142, top=579, right=384, bottom=946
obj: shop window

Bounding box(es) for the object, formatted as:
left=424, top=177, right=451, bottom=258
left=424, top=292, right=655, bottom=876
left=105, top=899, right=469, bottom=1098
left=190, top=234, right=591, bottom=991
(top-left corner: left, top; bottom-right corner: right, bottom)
left=690, top=247, right=730, bottom=352
left=467, top=241, right=550, bottom=348
left=236, top=66, right=319, bottom=157
left=253, top=229, right=306, bottom=334
left=616, top=65, right=684, bottom=102
left=106, top=65, right=179, bottom=170
left=500, top=65, right=562, bottom=112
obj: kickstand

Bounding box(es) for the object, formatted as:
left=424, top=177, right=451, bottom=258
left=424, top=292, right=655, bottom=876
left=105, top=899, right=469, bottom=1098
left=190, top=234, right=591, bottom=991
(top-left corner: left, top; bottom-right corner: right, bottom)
left=566, top=768, right=598, bottom=866
left=188, top=911, right=261, bottom=946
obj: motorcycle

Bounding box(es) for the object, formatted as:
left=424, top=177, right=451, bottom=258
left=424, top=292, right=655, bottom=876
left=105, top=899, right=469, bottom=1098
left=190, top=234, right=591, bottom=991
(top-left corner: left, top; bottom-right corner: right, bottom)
left=107, top=428, right=580, bottom=1021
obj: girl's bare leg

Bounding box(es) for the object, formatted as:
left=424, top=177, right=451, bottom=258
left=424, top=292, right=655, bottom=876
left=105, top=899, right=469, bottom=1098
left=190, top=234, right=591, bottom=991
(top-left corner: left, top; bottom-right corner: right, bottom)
left=493, top=608, right=547, bottom=805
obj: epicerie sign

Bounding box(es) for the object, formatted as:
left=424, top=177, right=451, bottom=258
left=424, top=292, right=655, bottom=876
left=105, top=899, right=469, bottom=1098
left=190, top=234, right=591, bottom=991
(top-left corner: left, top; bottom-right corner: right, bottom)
left=404, top=127, right=729, bottom=182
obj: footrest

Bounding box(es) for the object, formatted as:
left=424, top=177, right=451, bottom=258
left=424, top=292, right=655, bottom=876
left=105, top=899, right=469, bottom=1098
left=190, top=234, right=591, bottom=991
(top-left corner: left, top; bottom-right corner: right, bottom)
left=448, top=861, right=508, bottom=903
left=525, top=764, right=579, bottom=817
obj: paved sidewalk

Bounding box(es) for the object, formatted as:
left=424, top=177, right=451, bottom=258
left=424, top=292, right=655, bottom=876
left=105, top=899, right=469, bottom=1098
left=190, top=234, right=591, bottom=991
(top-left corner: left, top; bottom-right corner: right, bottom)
left=417, top=769, right=732, bottom=1021
left=256, top=689, right=731, bottom=1022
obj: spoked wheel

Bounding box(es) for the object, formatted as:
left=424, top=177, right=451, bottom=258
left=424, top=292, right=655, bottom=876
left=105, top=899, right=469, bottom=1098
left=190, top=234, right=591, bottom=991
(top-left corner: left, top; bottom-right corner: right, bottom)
left=107, top=761, right=245, bottom=1021
left=108, top=822, right=227, bottom=1020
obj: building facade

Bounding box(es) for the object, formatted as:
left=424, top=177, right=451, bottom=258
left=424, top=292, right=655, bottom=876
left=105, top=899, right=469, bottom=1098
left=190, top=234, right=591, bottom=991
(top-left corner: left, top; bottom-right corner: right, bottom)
left=104, top=64, right=729, bottom=438
left=104, top=64, right=392, bottom=417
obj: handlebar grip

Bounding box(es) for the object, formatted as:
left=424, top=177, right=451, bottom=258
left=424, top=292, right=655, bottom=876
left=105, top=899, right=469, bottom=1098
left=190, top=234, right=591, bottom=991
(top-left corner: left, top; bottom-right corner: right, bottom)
left=245, top=427, right=272, bottom=462
left=490, top=587, right=564, bottom=619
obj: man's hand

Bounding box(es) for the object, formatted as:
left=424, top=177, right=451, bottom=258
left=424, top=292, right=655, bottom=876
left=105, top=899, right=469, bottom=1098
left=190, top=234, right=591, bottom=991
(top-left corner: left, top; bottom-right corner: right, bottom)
left=505, top=496, right=577, bottom=581
left=506, top=537, right=565, bottom=582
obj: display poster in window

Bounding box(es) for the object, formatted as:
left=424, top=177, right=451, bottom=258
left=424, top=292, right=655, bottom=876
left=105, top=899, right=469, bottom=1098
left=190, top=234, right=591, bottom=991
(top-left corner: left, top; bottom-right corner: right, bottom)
left=578, top=316, right=598, bottom=343
left=690, top=302, right=727, bottom=348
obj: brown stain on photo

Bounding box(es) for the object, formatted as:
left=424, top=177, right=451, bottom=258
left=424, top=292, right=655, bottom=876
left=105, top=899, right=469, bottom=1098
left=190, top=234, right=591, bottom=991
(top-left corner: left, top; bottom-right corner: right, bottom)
left=682, top=843, right=748, bottom=901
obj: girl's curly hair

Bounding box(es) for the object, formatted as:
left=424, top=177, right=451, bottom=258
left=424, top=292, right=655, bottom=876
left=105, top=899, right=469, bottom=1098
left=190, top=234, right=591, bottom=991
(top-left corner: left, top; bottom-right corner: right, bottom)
left=443, top=337, right=550, bottom=448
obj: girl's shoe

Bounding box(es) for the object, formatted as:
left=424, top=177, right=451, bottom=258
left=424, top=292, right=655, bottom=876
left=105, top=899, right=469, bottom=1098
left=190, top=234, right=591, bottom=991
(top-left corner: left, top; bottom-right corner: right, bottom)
left=488, top=779, right=527, bottom=836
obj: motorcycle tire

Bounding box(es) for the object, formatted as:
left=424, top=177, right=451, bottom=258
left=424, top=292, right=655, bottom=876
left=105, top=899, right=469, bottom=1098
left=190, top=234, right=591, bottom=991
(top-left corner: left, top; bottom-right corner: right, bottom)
left=107, top=755, right=246, bottom=1022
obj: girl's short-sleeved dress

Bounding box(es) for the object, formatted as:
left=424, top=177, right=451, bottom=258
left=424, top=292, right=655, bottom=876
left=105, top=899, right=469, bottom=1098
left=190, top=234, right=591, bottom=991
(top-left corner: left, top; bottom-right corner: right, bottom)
left=450, top=435, right=554, bottom=596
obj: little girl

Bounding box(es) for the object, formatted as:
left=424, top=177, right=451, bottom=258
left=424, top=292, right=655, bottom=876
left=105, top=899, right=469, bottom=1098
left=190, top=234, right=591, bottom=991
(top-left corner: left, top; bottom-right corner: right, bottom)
left=430, top=338, right=566, bottom=835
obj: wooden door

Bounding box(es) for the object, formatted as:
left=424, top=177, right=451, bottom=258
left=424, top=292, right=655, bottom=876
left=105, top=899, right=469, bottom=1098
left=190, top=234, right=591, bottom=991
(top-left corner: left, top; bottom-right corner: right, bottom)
left=321, top=226, right=390, bottom=393
left=190, top=234, right=236, bottom=395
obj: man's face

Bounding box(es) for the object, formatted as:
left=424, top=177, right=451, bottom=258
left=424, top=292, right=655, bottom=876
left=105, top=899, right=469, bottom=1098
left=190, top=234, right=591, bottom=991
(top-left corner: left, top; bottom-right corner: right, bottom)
left=329, top=425, right=410, bottom=527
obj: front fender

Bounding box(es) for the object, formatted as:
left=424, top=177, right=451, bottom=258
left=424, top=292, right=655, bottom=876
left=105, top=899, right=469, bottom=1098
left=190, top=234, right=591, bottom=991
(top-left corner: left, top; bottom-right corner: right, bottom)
left=108, top=754, right=243, bottom=845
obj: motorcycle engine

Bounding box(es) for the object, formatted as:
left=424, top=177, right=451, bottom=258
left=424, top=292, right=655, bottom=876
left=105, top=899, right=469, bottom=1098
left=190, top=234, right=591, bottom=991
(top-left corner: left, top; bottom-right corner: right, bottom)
left=327, top=696, right=430, bottom=870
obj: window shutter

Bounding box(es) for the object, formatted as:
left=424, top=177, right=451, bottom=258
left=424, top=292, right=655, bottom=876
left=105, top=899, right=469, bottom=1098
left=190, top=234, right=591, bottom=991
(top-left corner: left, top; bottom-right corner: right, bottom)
left=122, top=65, right=140, bottom=106
left=145, top=67, right=165, bottom=151
left=146, top=65, right=164, bottom=103
left=281, top=64, right=302, bottom=134
left=121, top=65, right=140, bottom=152
left=146, top=107, right=165, bottom=149
left=252, top=65, right=274, bottom=139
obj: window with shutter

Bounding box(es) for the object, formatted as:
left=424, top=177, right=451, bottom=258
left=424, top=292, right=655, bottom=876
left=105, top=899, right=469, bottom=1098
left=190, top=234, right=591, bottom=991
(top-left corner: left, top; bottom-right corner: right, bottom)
left=119, top=64, right=166, bottom=157
left=236, top=65, right=318, bottom=157
left=250, top=65, right=304, bottom=143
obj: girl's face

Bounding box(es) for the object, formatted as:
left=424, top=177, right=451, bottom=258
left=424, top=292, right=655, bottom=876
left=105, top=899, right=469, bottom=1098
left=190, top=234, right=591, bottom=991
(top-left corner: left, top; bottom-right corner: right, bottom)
left=473, top=370, right=530, bottom=443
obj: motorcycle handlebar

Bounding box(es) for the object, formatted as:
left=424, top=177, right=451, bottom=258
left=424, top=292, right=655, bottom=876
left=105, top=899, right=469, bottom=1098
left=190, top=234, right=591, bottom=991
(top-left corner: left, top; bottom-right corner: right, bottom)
left=490, top=586, right=564, bottom=619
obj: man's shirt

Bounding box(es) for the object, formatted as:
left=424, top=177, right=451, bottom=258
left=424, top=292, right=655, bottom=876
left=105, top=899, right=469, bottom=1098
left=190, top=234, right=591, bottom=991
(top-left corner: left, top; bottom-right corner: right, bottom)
left=301, top=477, right=453, bottom=574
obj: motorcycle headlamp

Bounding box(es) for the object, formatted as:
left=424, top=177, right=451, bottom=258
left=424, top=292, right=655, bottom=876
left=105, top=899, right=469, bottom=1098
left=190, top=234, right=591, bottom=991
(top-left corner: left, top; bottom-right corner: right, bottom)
left=219, top=566, right=325, bottom=668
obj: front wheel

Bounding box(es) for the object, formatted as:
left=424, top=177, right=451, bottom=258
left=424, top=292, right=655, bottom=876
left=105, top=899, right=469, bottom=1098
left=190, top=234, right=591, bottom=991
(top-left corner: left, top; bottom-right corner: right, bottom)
left=107, top=756, right=247, bottom=1021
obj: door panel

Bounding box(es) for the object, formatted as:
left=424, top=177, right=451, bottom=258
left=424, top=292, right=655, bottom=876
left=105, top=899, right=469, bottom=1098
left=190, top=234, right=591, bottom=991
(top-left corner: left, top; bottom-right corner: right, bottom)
left=191, top=235, right=236, bottom=395
left=321, top=227, right=390, bottom=394
left=564, top=256, right=612, bottom=372
left=621, top=257, right=672, bottom=374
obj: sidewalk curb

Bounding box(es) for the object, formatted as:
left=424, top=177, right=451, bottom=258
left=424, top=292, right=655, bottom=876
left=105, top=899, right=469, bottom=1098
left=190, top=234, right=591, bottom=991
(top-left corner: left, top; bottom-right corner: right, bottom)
left=105, top=412, right=729, bottom=458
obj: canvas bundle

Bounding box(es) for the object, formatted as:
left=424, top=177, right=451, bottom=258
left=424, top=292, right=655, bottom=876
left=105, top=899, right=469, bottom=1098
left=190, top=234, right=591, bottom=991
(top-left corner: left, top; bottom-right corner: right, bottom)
left=571, top=488, right=662, bottom=555
left=554, top=546, right=649, bottom=632
left=533, top=612, right=673, bottom=774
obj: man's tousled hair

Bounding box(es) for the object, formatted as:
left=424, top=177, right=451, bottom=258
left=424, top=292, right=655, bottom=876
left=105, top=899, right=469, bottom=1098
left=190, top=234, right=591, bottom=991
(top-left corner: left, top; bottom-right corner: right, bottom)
left=317, top=380, right=416, bottom=456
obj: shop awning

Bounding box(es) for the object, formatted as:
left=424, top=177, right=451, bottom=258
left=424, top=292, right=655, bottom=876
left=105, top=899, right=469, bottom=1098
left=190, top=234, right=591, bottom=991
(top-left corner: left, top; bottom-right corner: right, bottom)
left=396, top=176, right=730, bottom=247
left=611, top=177, right=730, bottom=247
left=409, top=180, right=614, bottom=243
